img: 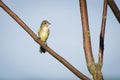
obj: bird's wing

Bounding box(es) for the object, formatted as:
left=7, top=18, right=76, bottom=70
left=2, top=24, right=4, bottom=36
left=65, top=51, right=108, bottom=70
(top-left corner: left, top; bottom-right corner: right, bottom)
left=38, top=28, right=40, bottom=37
left=45, top=29, right=50, bottom=42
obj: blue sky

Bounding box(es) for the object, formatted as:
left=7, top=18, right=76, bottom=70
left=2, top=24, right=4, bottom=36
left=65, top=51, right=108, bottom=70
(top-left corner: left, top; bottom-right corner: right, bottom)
left=0, top=0, right=120, bottom=79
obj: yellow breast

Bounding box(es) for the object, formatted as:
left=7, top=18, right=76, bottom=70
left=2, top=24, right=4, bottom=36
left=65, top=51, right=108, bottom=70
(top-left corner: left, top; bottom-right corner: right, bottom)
left=38, top=27, right=49, bottom=42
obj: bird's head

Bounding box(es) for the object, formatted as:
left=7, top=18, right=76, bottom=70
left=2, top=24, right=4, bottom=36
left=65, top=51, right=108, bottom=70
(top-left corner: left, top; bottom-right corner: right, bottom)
left=41, top=20, right=51, bottom=27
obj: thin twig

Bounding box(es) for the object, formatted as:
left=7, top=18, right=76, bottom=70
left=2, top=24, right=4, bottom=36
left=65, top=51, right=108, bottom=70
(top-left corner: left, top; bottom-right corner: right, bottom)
left=98, top=0, right=107, bottom=68
left=107, top=0, right=120, bottom=23
left=0, top=1, right=89, bottom=80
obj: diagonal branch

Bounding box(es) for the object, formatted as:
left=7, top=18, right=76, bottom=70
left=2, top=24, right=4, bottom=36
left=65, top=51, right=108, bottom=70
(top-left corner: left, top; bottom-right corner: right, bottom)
left=0, top=1, right=89, bottom=80
left=107, top=0, right=120, bottom=23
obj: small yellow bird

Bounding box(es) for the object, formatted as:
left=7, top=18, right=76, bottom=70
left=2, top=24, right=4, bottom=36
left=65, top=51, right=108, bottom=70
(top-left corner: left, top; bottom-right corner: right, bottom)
left=38, top=20, right=51, bottom=53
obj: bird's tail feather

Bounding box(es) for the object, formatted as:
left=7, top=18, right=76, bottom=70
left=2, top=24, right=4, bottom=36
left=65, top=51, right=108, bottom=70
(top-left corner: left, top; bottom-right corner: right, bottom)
left=40, top=46, right=46, bottom=53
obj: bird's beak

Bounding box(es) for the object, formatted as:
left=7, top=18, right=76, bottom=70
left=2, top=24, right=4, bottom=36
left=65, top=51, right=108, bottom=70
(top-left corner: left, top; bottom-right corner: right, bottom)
left=48, top=22, right=51, bottom=25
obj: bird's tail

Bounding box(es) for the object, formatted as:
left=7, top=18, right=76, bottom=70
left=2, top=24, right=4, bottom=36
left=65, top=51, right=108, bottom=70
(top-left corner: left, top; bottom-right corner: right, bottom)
left=40, top=46, right=46, bottom=53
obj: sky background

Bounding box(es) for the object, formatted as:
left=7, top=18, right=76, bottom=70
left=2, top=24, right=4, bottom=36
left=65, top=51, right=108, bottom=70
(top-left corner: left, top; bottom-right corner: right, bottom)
left=0, top=0, right=120, bottom=80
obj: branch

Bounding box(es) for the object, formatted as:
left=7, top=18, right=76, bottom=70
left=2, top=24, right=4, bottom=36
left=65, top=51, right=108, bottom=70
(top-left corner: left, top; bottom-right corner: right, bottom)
left=98, top=0, right=107, bottom=67
left=80, top=0, right=104, bottom=79
left=0, top=1, right=89, bottom=80
left=79, top=0, right=94, bottom=68
left=107, top=0, right=120, bottom=23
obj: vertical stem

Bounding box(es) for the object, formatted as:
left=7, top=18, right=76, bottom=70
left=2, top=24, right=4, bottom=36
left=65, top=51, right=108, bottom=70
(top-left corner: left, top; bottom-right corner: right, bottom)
left=98, top=0, right=107, bottom=67
left=80, top=0, right=104, bottom=79
left=79, top=0, right=94, bottom=67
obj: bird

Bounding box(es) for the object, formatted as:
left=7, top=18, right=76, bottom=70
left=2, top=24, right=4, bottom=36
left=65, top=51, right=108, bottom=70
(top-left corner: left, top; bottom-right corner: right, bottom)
left=38, top=20, right=51, bottom=53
